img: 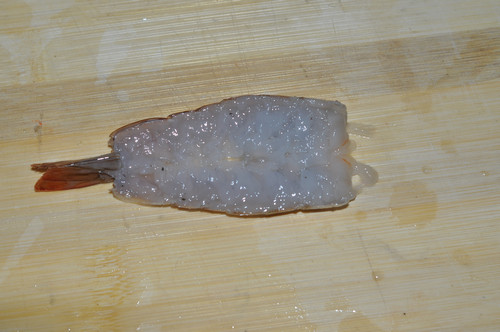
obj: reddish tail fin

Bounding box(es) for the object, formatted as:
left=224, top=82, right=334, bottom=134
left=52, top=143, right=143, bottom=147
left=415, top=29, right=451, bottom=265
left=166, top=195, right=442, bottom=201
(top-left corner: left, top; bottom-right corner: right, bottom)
left=31, top=153, right=120, bottom=191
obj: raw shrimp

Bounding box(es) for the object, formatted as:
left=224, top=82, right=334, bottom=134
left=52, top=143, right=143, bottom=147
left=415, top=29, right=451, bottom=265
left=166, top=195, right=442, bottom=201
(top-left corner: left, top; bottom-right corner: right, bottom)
left=32, top=95, right=377, bottom=215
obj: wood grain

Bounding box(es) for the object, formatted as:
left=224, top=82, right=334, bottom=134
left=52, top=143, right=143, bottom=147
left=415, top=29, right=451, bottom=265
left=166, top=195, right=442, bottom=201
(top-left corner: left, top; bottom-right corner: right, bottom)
left=1, top=0, right=499, bottom=330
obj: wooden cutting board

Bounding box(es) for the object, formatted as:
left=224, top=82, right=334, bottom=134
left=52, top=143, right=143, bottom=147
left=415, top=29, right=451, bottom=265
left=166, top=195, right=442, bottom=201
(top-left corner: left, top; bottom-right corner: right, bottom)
left=1, top=0, right=499, bottom=330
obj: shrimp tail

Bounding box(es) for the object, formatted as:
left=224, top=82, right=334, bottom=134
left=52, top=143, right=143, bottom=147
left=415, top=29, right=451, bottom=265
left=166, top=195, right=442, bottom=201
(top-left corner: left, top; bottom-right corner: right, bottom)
left=31, top=153, right=120, bottom=191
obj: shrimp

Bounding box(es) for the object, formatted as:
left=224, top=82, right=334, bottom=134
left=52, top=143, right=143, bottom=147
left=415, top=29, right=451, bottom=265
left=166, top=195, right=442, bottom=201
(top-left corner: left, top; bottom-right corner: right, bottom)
left=32, top=95, right=377, bottom=216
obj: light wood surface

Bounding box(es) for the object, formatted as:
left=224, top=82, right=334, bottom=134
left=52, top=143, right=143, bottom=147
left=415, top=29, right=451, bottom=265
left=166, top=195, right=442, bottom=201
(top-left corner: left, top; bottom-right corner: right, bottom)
left=1, top=0, right=499, bottom=331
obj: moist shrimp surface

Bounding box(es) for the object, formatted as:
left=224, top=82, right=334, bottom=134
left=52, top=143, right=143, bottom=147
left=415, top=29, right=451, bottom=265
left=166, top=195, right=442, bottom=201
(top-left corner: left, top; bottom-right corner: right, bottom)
left=32, top=95, right=377, bottom=216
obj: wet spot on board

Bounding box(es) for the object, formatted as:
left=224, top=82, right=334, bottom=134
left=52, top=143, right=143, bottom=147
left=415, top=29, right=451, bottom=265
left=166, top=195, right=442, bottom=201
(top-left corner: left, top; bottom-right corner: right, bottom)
left=402, top=90, right=434, bottom=116
left=33, top=113, right=43, bottom=143
left=452, top=248, right=472, bottom=266
left=371, top=270, right=384, bottom=282
left=377, top=39, right=417, bottom=92
left=0, top=217, right=44, bottom=285
left=117, top=90, right=129, bottom=102
left=305, top=27, right=499, bottom=98
left=325, top=296, right=355, bottom=313
left=421, top=166, right=432, bottom=174
left=440, top=139, right=457, bottom=154
left=347, top=123, right=376, bottom=138
left=338, top=312, right=384, bottom=332
left=459, top=29, right=500, bottom=83
left=390, top=181, right=437, bottom=228
left=85, top=245, right=128, bottom=305
left=355, top=211, right=368, bottom=223
left=34, top=121, right=42, bottom=137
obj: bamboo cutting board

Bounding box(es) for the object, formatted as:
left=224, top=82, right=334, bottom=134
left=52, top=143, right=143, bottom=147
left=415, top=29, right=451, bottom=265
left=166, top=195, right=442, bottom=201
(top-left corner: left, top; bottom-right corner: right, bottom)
left=1, top=0, right=499, bottom=331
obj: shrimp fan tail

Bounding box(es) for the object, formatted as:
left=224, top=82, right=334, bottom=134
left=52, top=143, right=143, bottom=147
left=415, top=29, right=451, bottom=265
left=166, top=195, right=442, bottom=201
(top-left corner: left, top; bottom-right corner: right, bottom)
left=31, top=153, right=120, bottom=191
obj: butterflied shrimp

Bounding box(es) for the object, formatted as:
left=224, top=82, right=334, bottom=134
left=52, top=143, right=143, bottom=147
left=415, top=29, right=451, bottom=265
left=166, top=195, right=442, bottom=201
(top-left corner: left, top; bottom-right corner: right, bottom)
left=32, top=95, right=377, bottom=216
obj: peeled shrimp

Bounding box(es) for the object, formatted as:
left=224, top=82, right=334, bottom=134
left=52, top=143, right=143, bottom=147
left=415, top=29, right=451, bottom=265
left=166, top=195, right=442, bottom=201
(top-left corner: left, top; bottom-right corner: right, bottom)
left=32, top=95, right=377, bottom=216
